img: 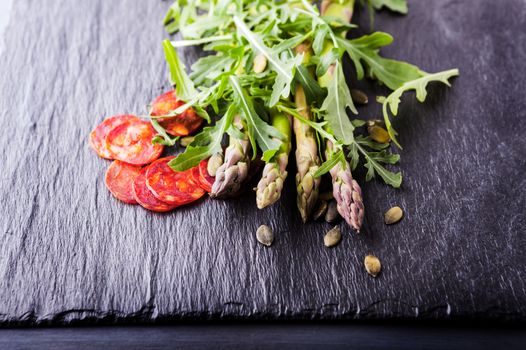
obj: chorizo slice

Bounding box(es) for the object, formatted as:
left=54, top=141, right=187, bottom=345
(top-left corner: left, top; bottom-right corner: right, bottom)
left=105, top=160, right=142, bottom=204
left=133, top=166, right=178, bottom=212
left=150, top=90, right=203, bottom=136
left=197, top=158, right=214, bottom=193
left=89, top=114, right=136, bottom=159
left=146, top=156, right=205, bottom=206
left=105, top=118, right=163, bottom=165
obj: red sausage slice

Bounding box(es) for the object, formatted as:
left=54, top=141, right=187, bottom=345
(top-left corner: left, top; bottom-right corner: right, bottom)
left=89, top=115, right=136, bottom=159
left=150, top=90, right=203, bottom=136
left=105, top=119, right=163, bottom=165
left=105, top=160, right=142, bottom=204
left=133, top=166, right=178, bottom=212
left=197, top=159, right=214, bottom=193
left=190, top=165, right=210, bottom=193
left=146, top=156, right=205, bottom=206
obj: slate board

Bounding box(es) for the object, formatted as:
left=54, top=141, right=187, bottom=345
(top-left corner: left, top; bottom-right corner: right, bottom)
left=0, top=0, right=525, bottom=325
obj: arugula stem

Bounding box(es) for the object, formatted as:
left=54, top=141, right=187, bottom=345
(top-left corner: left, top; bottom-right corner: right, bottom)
left=170, top=35, right=233, bottom=48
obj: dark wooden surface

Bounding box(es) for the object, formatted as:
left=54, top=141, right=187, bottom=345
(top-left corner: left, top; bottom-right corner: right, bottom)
left=1, top=323, right=525, bottom=350
left=0, top=0, right=525, bottom=325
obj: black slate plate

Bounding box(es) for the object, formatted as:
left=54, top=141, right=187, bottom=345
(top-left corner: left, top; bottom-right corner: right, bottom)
left=0, top=0, right=525, bottom=325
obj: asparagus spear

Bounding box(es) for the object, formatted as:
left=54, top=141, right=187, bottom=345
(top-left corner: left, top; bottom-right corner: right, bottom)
left=318, top=0, right=365, bottom=231
left=294, top=44, right=321, bottom=222
left=318, top=0, right=355, bottom=88
left=256, top=111, right=292, bottom=209
left=326, top=140, right=364, bottom=231
left=210, top=116, right=251, bottom=198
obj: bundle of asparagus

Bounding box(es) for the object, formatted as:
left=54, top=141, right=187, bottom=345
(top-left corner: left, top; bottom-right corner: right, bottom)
left=160, top=0, right=458, bottom=231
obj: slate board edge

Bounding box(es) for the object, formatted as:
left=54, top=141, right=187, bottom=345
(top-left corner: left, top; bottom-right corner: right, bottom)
left=1, top=304, right=524, bottom=326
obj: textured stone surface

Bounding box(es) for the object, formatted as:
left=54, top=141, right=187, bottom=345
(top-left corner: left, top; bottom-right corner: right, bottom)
left=0, top=0, right=525, bottom=325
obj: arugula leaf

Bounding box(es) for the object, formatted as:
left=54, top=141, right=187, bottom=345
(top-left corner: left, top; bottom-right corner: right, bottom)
left=229, top=75, right=283, bottom=162
left=294, top=65, right=326, bottom=105
left=336, top=33, right=425, bottom=90
left=233, top=16, right=302, bottom=106
left=163, top=2, right=182, bottom=33
left=151, top=119, right=179, bottom=146
left=351, top=142, right=402, bottom=188
left=369, top=150, right=400, bottom=164
left=356, top=135, right=390, bottom=150
left=270, top=33, right=312, bottom=55
left=168, top=105, right=235, bottom=171
left=348, top=142, right=360, bottom=170
left=226, top=123, right=246, bottom=141
left=233, top=16, right=292, bottom=81
left=316, top=48, right=343, bottom=77
left=313, top=149, right=345, bottom=178
left=362, top=153, right=402, bottom=187
left=370, top=0, right=408, bottom=14
left=319, top=61, right=357, bottom=145
left=270, top=53, right=304, bottom=106
left=277, top=104, right=338, bottom=145
left=180, top=16, right=228, bottom=39
left=190, top=54, right=235, bottom=85
left=351, top=119, right=367, bottom=128
left=162, top=39, right=197, bottom=102
left=380, top=68, right=460, bottom=147
left=312, top=26, right=329, bottom=56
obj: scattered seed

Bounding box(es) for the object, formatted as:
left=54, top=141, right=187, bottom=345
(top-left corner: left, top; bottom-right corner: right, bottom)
left=324, top=226, right=341, bottom=247
left=364, top=255, right=381, bottom=277
left=384, top=206, right=403, bottom=225
left=256, top=225, right=274, bottom=247
left=368, top=125, right=391, bottom=144
left=313, top=200, right=328, bottom=221
left=350, top=89, right=368, bottom=105
left=253, top=53, right=267, bottom=73
left=179, top=136, right=194, bottom=147
left=319, top=191, right=334, bottom=201
left=207, top=153, right=223, bottom=177
left=325, top=200, right=340, bottom=223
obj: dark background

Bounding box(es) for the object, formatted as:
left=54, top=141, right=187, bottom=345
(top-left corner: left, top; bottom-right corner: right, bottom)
left=0, top=322, right=524, bottom=350
left=0, top=0, right=525, bottom=345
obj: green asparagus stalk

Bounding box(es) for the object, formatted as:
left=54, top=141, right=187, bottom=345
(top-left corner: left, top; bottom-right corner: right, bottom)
left=318, top=0, right=365, bottom=231
left=210, top=116, right=251, bottom=198
left=320, top=0, right=354, bottom=23
left=294, top=42, right=321, bottom=222
left=294, top=84, right=320, bottom=222
left=256, top=111, right=292, bottom=209
left=318, top=0, right=355, bottom=88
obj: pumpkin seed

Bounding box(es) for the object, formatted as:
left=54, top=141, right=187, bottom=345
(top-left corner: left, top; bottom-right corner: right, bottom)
left=207, top=153, right=223, bottom=177
left=319, top=191, right=334, bottom=201
left=368, top=125, right=391, bottom=144
left=384, top=206, right=403, bottom=225
left=256, top=225, right=274, bottom=247
left=324, top=226, right=341, bottom=247
left=313, top=200, right=328, bottom=221
left=253, top=53, right=267, bottom=73
left=350, top=89, right=368, bottom=105
left=179, top=136, right=194, bottom=147
left=364, top=255, right=381, bottom=277
left=325, top=200, right=340, bottom=223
